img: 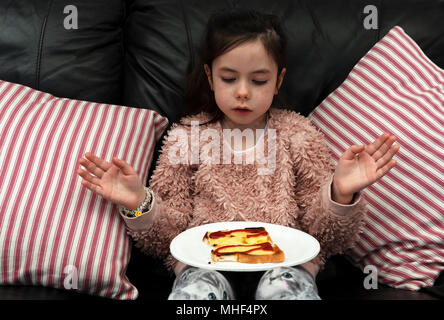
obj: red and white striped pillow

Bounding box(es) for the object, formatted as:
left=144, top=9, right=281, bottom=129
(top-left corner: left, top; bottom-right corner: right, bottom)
left=309, top=26, right=444, bottom=291
left=0, top=80, right=168, bottom=299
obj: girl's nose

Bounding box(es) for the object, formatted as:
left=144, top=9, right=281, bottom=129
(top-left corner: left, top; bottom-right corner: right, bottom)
left=235, top=81, right=250, bottom=101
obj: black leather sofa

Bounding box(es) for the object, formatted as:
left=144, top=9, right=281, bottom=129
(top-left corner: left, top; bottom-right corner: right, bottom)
left=0, top=0, right=442, bottom=300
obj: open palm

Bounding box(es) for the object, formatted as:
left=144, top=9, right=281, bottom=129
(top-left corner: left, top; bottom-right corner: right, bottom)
left=77, top=153, right=146, bottom=210
left=333, top=133, right=400, bottom=197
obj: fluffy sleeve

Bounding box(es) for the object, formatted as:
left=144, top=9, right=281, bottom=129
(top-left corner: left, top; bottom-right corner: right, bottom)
left=288, top=114, right=367, bottom=268
left=120, top=122, right=195, bottom=272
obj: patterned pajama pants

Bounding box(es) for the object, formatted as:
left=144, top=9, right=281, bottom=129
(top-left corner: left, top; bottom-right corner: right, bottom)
left=168, top=265, right=321, bottom=300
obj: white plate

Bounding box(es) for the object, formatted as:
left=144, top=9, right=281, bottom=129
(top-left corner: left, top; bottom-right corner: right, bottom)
left=170, top=221, right=320, bottom=272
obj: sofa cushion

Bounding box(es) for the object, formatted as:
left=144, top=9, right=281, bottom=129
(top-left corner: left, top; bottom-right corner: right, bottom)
left=0, top=79, right=168, bottom=299
left=317, top=255, right=441, bottom=300
left=308, top=26, right=444, bottom=290
left=0, top=0, right=125, bottom=105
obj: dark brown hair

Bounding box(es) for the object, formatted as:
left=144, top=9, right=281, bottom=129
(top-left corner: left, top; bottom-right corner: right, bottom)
left=181, top=9, right=288, bottom=123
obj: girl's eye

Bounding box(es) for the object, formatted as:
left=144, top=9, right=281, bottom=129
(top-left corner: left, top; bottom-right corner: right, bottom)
left=221, top=78, right=268, bottom=85
left=221, top=78, right=235, bottom=83
left=253, top=80, right=268, bottom=85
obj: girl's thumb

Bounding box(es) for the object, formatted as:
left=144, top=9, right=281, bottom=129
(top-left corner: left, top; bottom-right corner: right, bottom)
left=342, top=145, right=365, bottom=160
left=351, top=145, right=365, bottom=152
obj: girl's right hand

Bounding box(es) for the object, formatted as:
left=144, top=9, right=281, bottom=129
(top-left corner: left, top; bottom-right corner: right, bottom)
left=77, top=152, right=147, bottom=210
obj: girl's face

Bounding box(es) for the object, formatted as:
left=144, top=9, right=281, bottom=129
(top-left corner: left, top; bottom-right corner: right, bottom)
left=204, top=39, right=286, bottom=129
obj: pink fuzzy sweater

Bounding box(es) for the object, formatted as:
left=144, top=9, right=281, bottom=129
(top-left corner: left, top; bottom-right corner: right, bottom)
left=120, top=108, right=367, bottom=274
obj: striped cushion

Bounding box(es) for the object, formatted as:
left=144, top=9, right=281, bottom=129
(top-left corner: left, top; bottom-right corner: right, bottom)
left=0, top=80, right=168, bottom=299
left=308, top=26, right=444, bottom=290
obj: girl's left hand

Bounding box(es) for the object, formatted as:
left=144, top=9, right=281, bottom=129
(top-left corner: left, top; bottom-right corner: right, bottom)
left=332, top=133, right=400, bottom=204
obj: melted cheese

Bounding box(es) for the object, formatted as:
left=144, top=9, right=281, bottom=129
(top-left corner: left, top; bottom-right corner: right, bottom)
left=214, top=242, right=276, bottom=256
left=247, top=249, right=275, bottom=255
left=208, top=234, right=270, bottom=247
left=216, top=245, right=262, bottom=254
left=206, top=230, right=271, bottom=247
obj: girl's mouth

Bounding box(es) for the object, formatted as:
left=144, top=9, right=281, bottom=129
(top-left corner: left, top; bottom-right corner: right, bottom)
left=233, top=107, right=252, bottom=115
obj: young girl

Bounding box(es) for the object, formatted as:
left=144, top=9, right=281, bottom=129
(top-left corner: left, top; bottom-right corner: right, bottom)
left=77, top=10, right=399, bottom=300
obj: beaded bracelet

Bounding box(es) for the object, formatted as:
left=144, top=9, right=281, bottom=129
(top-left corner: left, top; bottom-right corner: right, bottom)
left=119, top=187, right=153, bottom=218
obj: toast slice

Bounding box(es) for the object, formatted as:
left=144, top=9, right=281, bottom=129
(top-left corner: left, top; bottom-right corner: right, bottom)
left=203, top=226, right=285, bottom=264
left=202, top=227, right=272, bottom=247
left=211, top=242, right=285, bottom=263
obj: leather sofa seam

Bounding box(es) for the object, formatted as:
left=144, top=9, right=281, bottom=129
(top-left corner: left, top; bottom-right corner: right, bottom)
left=35, top=0, right=54, bottom=90
left=178, top=0, right=194, bottom=69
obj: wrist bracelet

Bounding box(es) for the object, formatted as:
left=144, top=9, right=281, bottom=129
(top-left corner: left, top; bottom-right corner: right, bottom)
left=120, top=187, right=153, bottom=217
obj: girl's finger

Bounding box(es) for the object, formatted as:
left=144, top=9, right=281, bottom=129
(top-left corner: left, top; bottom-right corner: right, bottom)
left=375, top=145, right=400, bottom=169
left=79, top=157, right=105, bottom=179
left=77, top=168, right=102, bottom=187
left=341, top=145, right=365, bottom=160
left=81, top=179, right=104, bottom=197
left=84, top=152, right=112, bottom=172
left=371, top=135, right=397, bottom=162
left=365, top=133, right=391, bottom=157
left=375, top=159, right=397, bottom=180
left=112, top=157, right=136, bottom=175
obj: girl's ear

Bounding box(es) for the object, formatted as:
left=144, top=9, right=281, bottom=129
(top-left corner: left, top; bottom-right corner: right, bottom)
left=204, top=64, right=214, bottom=91
left=275, top=67, right=287, bottom=95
